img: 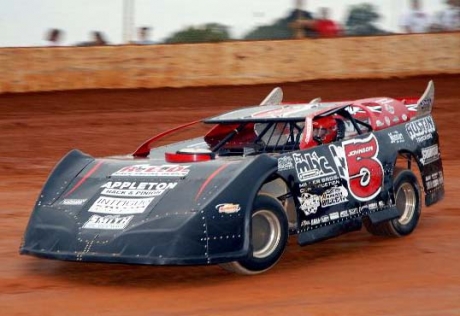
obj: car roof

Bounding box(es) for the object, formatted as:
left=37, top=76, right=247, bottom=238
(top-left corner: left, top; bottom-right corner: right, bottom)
left=203, top=102, right=347, bottom=124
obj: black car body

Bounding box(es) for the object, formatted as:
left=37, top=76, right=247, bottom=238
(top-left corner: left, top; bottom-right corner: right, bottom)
left=21, top=81, right=444, bottom=274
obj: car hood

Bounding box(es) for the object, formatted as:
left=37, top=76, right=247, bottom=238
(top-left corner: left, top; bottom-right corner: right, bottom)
left=21, top=150, right=274, bottom=264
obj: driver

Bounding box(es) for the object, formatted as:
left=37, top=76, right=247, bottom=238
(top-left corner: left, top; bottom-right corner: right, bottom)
left=312, top=116, right=338, bottom=144
left=300, top=116, right=345, bottom=149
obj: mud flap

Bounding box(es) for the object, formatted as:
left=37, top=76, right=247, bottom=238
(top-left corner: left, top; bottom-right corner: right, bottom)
left=425, top=187, right=444, bottom=206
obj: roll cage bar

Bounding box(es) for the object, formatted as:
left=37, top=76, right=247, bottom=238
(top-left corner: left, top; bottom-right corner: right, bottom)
left=211, top=120, right=305, bottom=155
left=335, top=107, right=373, bottom=135
left=133, top=105, right=373, bottom=157
left=211, top=105, right=372, bottom=156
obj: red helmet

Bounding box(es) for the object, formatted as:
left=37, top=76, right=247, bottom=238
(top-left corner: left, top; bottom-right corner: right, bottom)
left=312, top=116, right=338, bottom=144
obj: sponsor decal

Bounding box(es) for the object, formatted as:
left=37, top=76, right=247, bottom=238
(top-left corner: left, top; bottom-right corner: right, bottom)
left=100, top=181, right=177, bottom=197
left=298, top=190, right=320, bottom=216
left=311, top=218, right=321, bottom=225
left=83, top=215, right=133, bottom=230
left=425, top=171, right=444, bottom=190
left=329, top=212, right=339, bottom=220
left=420, top=144, right=440, bottom=165
left=330, top=134, right=384, bottom=201
left=388, top=131, right=405, bottom=144
left=384, top=116, right=391, bottom=126
left=384, top=103, right=395, bottom=114
left=405, top=117, right=435, bottom=143
left=299, top=174, right=340, bottom=190
left=88, top=197, right=154, bottom=214
left=300, top=191, right=351, bottom=227
left=292, top=152, right=335, bottom=182
left=278, top=156, right=294, bottom=171
left=321, top=186, right=348, bottom=207
left=216, top=203, right=241, bottom=214
left=348, top=207, right=358, bottom=215
left=368, top=202, right=378, bottom=210
left=61, top=199, right=87, bottom=206
left=419, top=98, right=432, bottom=112
left=113, top=164, right=190, bottom=177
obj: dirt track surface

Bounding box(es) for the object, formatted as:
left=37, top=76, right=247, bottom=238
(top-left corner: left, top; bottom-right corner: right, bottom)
left=1, top=75, right=459, bottom=315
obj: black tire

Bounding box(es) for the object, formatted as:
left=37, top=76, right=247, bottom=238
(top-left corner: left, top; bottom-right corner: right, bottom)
left=220, top=194, right=289, bottom=275
left=364, top=170, right=421, bottom=237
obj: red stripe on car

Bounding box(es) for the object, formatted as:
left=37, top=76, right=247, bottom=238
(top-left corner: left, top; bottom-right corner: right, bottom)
left=64, top=160, right=104, bottom=197
left=195, top=164, right=230, bottom=201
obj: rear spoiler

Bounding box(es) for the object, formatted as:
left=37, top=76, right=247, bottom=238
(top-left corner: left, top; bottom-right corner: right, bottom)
left=261, top=81, right=435, bottom=117
left=415, top=80, right=434, bottom=117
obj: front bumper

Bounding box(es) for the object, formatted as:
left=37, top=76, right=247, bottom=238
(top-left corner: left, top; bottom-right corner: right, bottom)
left=20, top=205, right=246, bottom=266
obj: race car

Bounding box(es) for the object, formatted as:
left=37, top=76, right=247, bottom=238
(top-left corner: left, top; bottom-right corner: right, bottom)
left=20, top=81, right=444, bottom=275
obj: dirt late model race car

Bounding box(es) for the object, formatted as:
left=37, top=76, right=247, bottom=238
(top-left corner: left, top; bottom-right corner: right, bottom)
left=21, top=81, right=444, bottom=275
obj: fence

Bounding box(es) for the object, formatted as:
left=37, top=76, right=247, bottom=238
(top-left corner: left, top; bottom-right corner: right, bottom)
left=0, top=32, right=459, bottom=94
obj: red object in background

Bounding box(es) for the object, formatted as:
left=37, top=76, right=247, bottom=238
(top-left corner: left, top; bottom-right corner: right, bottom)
left=316, top=19, right=340, bottom=37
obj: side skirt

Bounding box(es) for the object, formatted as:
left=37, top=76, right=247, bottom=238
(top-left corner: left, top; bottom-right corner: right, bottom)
left=366, top=206, right=402, bottom=224
left=298, top=219, right=362, bottom=246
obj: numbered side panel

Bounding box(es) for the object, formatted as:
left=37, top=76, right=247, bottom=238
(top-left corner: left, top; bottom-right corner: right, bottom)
left=276, top=115, right=444, bottom=246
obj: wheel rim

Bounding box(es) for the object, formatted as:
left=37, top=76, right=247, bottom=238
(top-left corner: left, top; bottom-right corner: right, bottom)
left=396, top=182, right=417, bottom=225
left=252, top=210, right=281, bottom=259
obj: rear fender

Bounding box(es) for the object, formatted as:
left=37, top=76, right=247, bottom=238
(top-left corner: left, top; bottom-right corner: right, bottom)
left=396, top=148, right=444, bottom=207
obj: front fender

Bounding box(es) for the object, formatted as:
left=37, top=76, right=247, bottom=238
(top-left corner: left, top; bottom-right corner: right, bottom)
left=196, top=154, right=278, bottom=263
left=39, top=149, right=95, bottom=206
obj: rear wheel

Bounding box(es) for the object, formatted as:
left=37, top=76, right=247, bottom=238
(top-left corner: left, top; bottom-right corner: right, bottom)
left=364, top=170, right=421, bottom=237
left=220, top=194, right=288, bottom=275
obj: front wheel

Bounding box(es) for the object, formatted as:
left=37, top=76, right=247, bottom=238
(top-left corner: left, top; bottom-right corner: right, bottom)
left=220, top=194, right=288, bottom=275
left=364, top=170, right=422, bottom=237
